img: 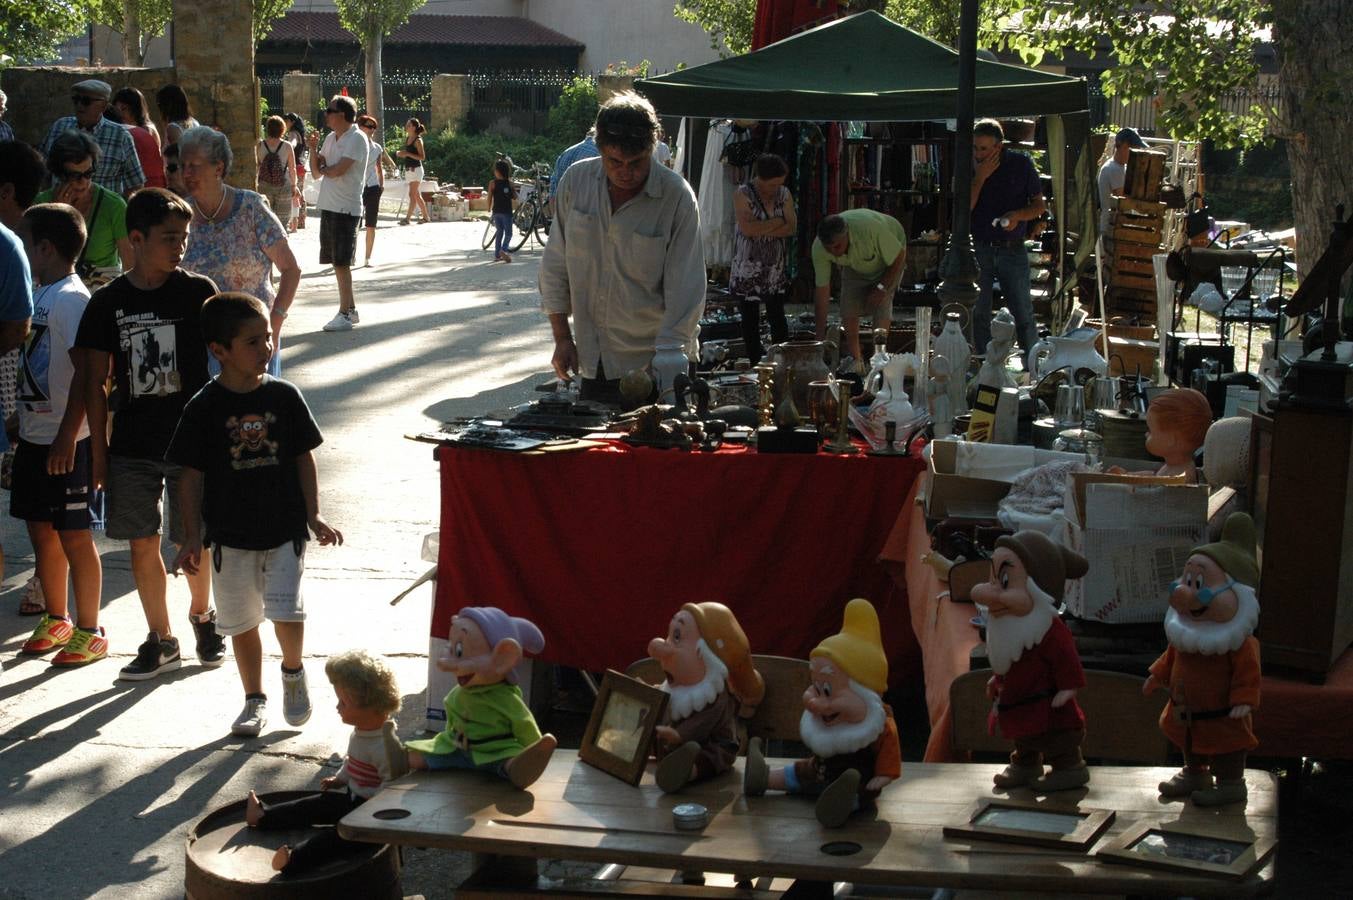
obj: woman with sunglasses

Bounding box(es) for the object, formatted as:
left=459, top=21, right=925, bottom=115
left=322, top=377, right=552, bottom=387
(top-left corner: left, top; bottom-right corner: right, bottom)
left=355, top=116, right=395, bottom=266
left=395, top=118, right=430, bottom=225
left=33, top=130, right=132, bottom=278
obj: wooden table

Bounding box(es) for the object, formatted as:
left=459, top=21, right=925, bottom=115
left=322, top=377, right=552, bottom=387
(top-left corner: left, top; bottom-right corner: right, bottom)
left=339, top=751, right=1277, bottom=897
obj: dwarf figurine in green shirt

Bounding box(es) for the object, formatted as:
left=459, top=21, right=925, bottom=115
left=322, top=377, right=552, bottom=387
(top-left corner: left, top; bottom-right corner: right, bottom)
left=406, top=606, right=558, bottom=789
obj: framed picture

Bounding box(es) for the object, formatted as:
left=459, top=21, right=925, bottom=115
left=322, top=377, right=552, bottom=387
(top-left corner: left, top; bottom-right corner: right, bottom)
left=579, top=670, right=669, bottom=785
left=1097, top=819, right=1276, bottom=881
left=943, top=798, right=1114, bottom=851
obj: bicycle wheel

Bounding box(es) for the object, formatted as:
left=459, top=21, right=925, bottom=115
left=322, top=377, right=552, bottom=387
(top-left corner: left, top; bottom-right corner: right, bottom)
left=480, top=217, right=494, bottom=251
left=533, top=205, right=551, bottom=246
left=510, top=200, right=536, bottom=252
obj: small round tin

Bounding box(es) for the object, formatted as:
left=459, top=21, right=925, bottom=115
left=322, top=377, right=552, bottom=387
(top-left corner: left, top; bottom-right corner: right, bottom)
left=672, top=803, right=709, bottom=831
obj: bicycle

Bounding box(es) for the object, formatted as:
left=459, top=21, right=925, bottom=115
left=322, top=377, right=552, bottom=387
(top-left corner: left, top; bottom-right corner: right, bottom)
left=480, top=159, right=553, bottom=253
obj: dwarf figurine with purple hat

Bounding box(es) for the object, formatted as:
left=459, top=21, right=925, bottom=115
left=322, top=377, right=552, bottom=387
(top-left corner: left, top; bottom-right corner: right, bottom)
left=972, top=531, right=1091, bottom=793
left=406, top=606, right=557, bottom=789
left=1144, top=513, right=1261, bottom=806
left=648, top=601, right=765, bottom=793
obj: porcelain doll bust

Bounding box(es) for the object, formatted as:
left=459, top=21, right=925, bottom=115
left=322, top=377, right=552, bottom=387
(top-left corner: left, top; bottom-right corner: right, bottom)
left=405, top=607, right=557, bottom=789
left=1144, top=388, right=1212, bottom=482
left=648, top=602, right=765, bottom=793
left=1144, top=513, right=1261, bottom=807
left=971, top=531, right=1091, bottom=793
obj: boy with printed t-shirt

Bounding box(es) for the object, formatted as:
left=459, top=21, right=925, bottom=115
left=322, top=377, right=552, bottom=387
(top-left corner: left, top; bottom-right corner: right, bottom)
left=14, top=203, right=105, bottom=666
left=168, top=292, right=343, bottom=736
left=75, top=187, right=226, bottom=681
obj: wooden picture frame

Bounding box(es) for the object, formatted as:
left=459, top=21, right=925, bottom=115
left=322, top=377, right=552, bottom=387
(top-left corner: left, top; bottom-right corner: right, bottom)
left=942, top=798, right=1115, bottom=851
left=579, top=670, right=669, bottom=785
left=1097, top=819, right=1276, bottom=881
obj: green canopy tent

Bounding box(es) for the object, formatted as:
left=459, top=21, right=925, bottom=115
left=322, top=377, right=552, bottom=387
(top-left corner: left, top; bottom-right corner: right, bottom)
left=636, top=11, right=1097, bottom=324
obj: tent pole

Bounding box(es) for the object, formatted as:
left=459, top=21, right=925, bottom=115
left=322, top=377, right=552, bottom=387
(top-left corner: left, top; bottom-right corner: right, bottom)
left=936, top=0, right=980, bottom=333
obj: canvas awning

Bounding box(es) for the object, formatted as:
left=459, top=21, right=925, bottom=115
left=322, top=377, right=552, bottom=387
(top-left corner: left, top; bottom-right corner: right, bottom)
left=636, top=11, right=1087, bottom=122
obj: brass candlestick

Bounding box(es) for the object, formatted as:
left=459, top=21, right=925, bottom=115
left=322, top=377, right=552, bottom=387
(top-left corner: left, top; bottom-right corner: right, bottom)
left=824, top=379, right=858, bottom=455
left=754, top=365, right=775, bottom=428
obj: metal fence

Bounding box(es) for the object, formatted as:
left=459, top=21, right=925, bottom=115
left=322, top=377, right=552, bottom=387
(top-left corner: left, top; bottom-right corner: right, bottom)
left=467, top=68, right=579, bottom=136
left=1087, top=80, right=1286, bottom=136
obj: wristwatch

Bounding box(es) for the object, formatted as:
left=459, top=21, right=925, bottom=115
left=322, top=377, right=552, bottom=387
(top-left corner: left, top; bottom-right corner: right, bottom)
left=273, top=307, right=289, bottom=319
left=875, top=282, right=887, bottom=292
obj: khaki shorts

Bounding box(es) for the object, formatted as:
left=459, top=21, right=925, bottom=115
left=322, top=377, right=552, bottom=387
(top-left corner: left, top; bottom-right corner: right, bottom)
left=839, top=266, right=894, bottom=322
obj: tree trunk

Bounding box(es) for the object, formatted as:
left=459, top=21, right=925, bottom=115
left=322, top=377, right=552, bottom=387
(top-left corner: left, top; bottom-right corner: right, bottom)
left=123, top=0, right=144, bottom=66
left=365, top=30, right=384, bottom=131
left=1273, top=0, right=1353, bottom=280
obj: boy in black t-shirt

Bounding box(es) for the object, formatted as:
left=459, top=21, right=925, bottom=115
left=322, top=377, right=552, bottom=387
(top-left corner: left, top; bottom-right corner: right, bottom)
left=75, top=188, right=226, bottom=681
left=167, top=292, right=343, bottom=736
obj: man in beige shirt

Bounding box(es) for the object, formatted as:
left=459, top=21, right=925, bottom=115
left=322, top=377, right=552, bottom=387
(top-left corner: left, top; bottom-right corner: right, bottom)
left=539, top=92, right=705, bottom=405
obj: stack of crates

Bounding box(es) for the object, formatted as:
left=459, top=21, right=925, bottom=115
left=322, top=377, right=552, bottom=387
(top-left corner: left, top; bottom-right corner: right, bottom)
left=1106, top=148, right=1168, bottom=320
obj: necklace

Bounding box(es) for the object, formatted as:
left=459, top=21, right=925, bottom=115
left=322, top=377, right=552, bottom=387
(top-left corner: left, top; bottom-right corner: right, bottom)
left=197, top=186, right=228, bottom=223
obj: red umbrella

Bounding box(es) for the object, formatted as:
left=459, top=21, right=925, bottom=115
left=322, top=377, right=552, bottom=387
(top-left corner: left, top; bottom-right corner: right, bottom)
left=752, top=0, right=846, bottom=50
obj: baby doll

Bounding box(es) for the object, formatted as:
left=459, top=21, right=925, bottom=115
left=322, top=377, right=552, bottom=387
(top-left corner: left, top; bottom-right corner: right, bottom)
left=1144, top=388, right=1212, bottom=482
left=245, top=650, right=408, bottom=873
left=405, top=606, right=557, bottom=789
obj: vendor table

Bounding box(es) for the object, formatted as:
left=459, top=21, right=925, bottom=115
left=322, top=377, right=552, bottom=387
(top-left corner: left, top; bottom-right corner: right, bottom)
left=339, top=751, right=1277, bottom=897
left=882, top=474, right=1353, bottom=762
left=431, top=441, right=926, bottom=720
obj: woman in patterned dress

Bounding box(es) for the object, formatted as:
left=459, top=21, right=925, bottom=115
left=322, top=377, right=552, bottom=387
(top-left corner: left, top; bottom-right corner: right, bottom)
left=730, top=154, right=796, bottom=364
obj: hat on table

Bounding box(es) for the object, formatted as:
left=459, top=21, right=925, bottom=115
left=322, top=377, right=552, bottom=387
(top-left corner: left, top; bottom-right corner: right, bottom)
left=811, top=598, right=887, bottom=695
left=1115, top=127, right=1146, bottom=148
left=995, top=531, right=1089, bottom=603
left=72, top=79, right=112, bottom=100
left=1191, top=513, right=1259, bottom=588
left=683, top=601, right=765, bottom=708
left=455, top=606, right=544, bottom=683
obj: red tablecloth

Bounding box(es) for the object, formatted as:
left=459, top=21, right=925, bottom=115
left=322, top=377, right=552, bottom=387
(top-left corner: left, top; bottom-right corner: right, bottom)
left=881, top=473, right=1353, bottom=761
left=435, top=441, right=926, bottom=680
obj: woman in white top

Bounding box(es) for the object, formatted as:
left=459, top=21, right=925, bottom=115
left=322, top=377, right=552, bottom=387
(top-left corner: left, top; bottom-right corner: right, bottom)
left=395, top=117, right=431, bottom=225
left=356, top=115, right=396, bottom=266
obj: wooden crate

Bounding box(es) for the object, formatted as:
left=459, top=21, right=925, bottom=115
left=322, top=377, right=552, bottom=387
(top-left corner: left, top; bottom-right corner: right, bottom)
left=1124, top=148, right=1167, bottom=201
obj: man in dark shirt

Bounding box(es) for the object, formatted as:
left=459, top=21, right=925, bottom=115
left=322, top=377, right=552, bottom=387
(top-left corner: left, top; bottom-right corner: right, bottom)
left=969, top=119, right=1046, bottom=365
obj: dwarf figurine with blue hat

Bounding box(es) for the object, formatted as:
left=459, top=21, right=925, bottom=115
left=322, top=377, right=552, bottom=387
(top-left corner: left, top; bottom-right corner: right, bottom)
left=406, top=606, right=557, bottom=789
left=1144, top=513, right=1261, bottom=806
left=744, top=598, right=900, bottom=827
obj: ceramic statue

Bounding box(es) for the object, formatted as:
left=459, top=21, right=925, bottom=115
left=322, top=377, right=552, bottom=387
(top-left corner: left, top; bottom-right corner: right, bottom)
left=1143, top=514, right=1261, bottom=807
left=976, top=308, right=1018, bottom=390
left=933, top=312, right=971, bottom=415
left=927, top=354, right=954, bottom=438
left=743, top=598, right=901, bottom=828
left=647, top=602, right=765, bottom=793
left=971, top=532, right=1091, bottom=793
left=1144, top=388, right=1212, bottom=483
left=1029, top=330, right=1108, bottom=381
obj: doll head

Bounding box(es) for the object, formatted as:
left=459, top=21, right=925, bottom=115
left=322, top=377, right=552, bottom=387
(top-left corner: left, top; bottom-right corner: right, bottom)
left=799, top=599, right=888, bottom=757
left=326, top=650, right=400, bottom=730
left=648, top=602, right=764, bottom=712
left=1145, top=388, right=1212, bottom=467
left=444, top=606, right=544, bottom=687
left=1164, top=513, right=1260, bottom=654
left=972, top=532, right=1088, bottom=675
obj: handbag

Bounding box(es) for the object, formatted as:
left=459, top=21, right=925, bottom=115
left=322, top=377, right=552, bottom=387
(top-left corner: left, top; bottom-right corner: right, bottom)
left=720, top=137, right=760, bottom=168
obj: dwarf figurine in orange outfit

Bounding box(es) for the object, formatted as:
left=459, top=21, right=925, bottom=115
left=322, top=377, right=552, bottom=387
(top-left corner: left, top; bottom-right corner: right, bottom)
left=973, top=531, right=1091, bottom=793
left=649, top=602, right=765, bottom=793
left=743, top=598, right=900, bottom=827
left=1144, top=513, right=1261, bottom=806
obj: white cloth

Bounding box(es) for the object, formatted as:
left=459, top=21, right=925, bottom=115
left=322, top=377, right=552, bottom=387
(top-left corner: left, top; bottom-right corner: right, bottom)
left=1097, top=158, right=1125, bottom=238
left=317, top=126, right=369, bottom=217
left=19, top=274, right=91, bottom=444
left=539, top=156, right=706, bottom=380
left=654, top=141, right=672, bottom=168
left=697, top=123, right=737, bottom=267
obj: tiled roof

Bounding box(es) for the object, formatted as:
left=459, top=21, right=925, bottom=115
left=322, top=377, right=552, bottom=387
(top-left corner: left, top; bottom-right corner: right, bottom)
left=265, top=12, right=584, bottom=48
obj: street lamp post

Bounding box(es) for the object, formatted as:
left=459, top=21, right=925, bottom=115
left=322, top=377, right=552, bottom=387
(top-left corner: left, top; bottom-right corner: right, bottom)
left=936, top=0, right=981, bottom=316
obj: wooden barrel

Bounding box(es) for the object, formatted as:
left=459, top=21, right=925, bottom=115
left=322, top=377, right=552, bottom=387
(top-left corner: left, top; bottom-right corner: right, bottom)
left=185, top=791, right=401, bottom=900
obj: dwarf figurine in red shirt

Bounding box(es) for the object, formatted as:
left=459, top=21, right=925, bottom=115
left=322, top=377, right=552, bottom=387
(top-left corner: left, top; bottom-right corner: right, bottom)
left=744, top=598, right=901, bottom=827
left=1144, top=513, right=1261, bottom=806
left=649, top=601, right=765, bottom=792
left=973, top=531, right=1091, bottom=792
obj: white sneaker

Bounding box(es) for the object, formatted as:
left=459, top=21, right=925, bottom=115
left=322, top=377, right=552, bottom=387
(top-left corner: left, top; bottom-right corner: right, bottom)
left=231, top=697, right=268, bottom=736
left=282, top=668, right=312, bottom=726
left=322, top=311, right=353, bottom=332
left=347, top=308, right=360, bottom=324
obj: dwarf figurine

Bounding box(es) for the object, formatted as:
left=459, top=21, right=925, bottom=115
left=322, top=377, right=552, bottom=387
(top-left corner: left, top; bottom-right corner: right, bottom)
left=1144, top=513, right=1260, bottom=806
left=744, top=598, right=901, bottom=828
left=1144, top=388, right=1212, bottom=483
left=406, top=606, right=558, bottom=789
left=649, top=602, right=765, bottom=793
left=972, top=531, right=1091, bottom=792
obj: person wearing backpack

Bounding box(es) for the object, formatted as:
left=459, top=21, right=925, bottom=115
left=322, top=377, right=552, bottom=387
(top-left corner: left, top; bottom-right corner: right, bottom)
left=255, top=116, right=296, bottom=230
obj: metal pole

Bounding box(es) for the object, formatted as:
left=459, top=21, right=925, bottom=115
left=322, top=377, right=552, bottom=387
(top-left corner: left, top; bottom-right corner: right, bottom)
left=936, top=0, right=981, bottom=315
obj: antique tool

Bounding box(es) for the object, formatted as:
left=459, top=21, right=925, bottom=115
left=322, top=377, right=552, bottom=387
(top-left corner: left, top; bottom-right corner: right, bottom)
left=506, top=396, right=612, bottom=435
left=824, top=380, right=859, bottom=455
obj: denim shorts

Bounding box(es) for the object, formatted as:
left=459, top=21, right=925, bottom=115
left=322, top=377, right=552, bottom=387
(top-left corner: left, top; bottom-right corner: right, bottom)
left=105, top=455, right=195, bottom=543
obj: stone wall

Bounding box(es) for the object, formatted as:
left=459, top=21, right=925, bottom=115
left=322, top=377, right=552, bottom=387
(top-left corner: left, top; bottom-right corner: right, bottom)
left=0, top=66, right=177, bottom=149
left=430, top=75, right=472, bottom=134
left=173, top=0, right=258, bottom=189
left=283, top=73, right=323, bottom=130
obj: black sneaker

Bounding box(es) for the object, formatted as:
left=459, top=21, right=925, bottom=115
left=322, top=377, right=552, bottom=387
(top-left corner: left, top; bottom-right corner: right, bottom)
left=118, top=631, right=182, bottom=681
left=191, top=610, right=227, bottom=668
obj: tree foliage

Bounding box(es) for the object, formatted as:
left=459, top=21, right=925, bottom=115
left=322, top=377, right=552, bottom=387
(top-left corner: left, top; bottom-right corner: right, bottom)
left=547, top=75, right=599, bottom=145
left=90, top=0, right=171, bottom=65
left=254, top=0, right=295, bottom=44
left=0, top=0, right=91, bottom=63
left=333, top=0, right=425, bottom=50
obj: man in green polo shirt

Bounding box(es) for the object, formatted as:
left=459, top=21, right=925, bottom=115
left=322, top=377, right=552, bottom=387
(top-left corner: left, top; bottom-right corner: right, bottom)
left=811, top=209, right=907, bottom=365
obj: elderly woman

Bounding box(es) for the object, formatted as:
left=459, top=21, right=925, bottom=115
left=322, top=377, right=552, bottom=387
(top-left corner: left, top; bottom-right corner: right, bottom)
left=178, top=126, right=300, bottom=376
left=730, top=153, right=796, bottom=364
left=33, top=129, right=133, bottom=279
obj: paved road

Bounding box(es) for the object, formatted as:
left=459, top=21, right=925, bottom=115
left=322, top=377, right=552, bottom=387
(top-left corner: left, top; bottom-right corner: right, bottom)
left=0, top=215, right=554, bottom=899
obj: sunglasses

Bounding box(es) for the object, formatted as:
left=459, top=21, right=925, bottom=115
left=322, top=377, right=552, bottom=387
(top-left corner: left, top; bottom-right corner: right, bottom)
left=1169, top=578, right=1236, bottom=607
left=72, top=95, right=103, bottom=107
left=325, top=108, right=344, bottom=115
left=62, top=167, right=95, bottom=182
left=166, top=164, right=180, bottom=173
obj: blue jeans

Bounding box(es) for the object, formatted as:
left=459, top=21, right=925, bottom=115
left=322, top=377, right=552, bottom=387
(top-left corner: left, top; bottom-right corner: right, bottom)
left=973, top=243, right=1037, bottom=363
left=492, top=212, right=513, bottom=257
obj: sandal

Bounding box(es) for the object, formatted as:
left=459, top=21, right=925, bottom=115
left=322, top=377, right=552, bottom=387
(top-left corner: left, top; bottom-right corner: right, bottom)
left=398, top=218, right=411, bottom=226
left=19, top=575, right=44, bottom=616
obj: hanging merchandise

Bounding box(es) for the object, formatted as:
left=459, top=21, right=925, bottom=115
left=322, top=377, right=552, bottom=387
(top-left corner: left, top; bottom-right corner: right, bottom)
left=698, top=121, right=737, bottom=267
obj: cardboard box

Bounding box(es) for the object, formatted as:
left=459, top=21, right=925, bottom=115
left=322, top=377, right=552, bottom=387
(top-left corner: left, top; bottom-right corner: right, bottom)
left=1063, top=475, right=1208, bottom=624
left=925, top=439, right=1080, bottom=520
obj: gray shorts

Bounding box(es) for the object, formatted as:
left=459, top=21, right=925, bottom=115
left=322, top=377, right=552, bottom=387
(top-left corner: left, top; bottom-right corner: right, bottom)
left=839, top=266, right=895, bottom=322
left=210, top=542, right=306, bottom=636
left=106, top=455, right=197, bottom=544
